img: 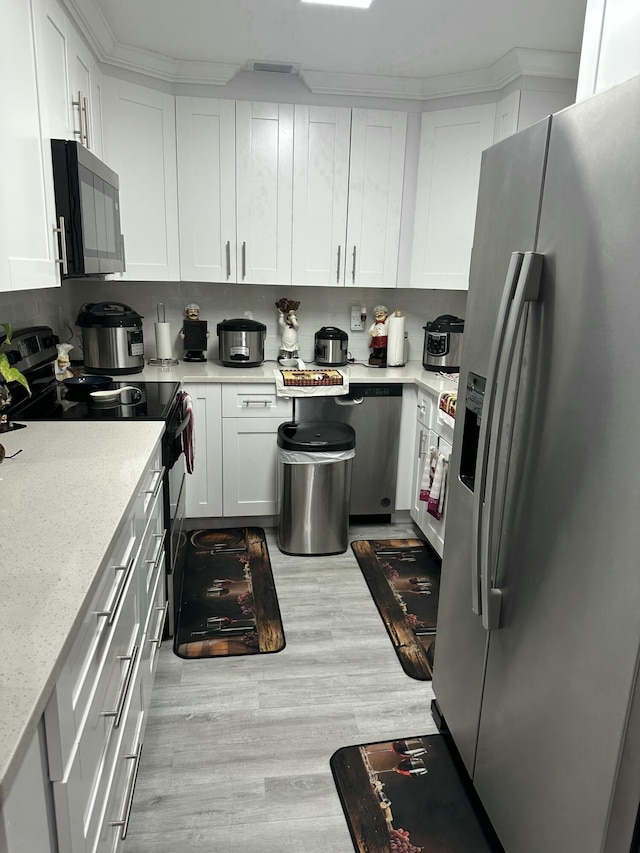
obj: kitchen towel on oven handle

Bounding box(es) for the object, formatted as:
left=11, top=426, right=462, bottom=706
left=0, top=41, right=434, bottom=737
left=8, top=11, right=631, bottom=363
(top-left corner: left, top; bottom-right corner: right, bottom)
left=419, top=445, right=449, bottom=520
left=178, top=391, right=195, bottom=473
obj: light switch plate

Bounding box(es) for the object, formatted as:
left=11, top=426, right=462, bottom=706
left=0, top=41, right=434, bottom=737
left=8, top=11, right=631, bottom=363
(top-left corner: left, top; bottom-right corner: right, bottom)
left=350, top=306, right=365, bottom=332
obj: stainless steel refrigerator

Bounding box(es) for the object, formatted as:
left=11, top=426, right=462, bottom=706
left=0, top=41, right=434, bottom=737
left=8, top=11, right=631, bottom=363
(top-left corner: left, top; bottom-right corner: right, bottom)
left=432, top=72, right=640, bottom=853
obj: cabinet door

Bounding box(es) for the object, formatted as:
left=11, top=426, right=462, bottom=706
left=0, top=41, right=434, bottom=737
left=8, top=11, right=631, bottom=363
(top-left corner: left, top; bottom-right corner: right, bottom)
left=102, top=78, right=179, bottom=280
left=0, top=0, right=60, bottom=292
left=176, top=96, right=236, bottom=282
left=424, top=434, right=451, bottom=558
left=222, top=417, right=282, bottom=516
left=235, top=101, right=294, bottom=285
left=345, top=109, right=407, bottom=288
left=291, top=105, right=351, bottom=286
left=183, top=383, right=223, bottom=518
left=411, top=424, right=430, bottom=533
left=409, top=104, right=495, bottom=290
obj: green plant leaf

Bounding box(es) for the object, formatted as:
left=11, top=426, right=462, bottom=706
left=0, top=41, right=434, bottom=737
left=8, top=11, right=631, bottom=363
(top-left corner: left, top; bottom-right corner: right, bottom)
left=0, top=351, right=30, bottom=395
left=1, top=323, right=11, bottom=344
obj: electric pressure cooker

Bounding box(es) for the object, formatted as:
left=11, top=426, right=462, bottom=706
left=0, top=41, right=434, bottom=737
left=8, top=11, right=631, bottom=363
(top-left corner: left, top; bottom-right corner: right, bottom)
left=217, top=318, right=266, bottom=367
left=423, top=314, right=464, bottom=372
left=314, top=327, right=348, bottom=366
left=76, top=302, right=144, bottom=374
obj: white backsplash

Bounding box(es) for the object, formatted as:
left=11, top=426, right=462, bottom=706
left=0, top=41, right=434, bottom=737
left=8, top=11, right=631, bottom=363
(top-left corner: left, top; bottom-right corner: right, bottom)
left=1, top=281, right=466, bottom=366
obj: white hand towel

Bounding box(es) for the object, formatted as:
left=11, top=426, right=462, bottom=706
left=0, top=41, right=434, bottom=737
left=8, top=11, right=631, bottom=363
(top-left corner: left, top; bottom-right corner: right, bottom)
left=180, top=391, right=195, bottom=474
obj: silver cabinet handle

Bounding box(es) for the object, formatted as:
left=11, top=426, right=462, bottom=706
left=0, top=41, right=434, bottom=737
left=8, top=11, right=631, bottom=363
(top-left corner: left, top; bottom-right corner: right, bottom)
left=145, top=531, right=166, bottom=572
left=96, top=554, right=135, bottom=625
left=480, top=251, right=543, bottom=631
left=241, top=241, right=246, bottom=280
left=418, top=430, right=427, bottom=459
left=149, top=602, right=169, bottom=646
left=242, top=399, right=271, bottom=407
left=144, top=467, right=166, bottom=500
left=471, top=252, right=523, bottom=620
left=53, top=217, right=68, bottom=276
left=72, top=90, right=84, bottom=142
left=225, top=240, right=231, bottom=279
left=101, top=644, right=139, bottom=728
left=336, top=245, right=341, bottom=284
left=111, top=742, right=143, bottom=840
left=82, top=95, right=90, bottom=147
left=351, top=245, right=356, bottom=284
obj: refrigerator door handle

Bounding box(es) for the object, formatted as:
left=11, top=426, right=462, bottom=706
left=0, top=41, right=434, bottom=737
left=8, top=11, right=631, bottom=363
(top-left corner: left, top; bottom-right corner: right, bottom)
left=471, top=251, right=524, bottom=617
left=480, top=251, right=544, bottom=630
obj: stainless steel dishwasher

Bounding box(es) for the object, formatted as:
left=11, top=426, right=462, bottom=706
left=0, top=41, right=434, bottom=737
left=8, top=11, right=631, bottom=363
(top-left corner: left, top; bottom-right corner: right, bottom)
left=296, top=383, right=403, bottom=518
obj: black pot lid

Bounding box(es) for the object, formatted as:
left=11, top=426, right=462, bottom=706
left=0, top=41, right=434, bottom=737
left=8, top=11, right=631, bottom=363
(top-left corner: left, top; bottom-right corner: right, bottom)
left=277, top=421, right=355, bottom=451
left=77, top=302, right=143, bottom=328
left=315, top=326, right=348, bottom=340
left=424, top=314, right=465, bottom=333
left=217, top=318, right=267, bottom=332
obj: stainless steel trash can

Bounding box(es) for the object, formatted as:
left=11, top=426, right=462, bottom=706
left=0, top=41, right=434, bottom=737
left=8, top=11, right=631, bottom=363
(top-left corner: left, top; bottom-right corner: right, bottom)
left=277, top=421, right=355, bottom=555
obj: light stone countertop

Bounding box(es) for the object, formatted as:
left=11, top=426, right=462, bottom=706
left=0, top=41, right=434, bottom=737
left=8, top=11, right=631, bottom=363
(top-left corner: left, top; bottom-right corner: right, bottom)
left=0, top=361, right=458, bottom=801
left=0, top=420, right=165, bottom=801
left=118, top=358, right=459, bottom=396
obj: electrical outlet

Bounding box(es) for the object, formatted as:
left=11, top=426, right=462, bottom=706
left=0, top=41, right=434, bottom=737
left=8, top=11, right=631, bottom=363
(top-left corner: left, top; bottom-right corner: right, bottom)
left=350, top=305, right=366, bottom=332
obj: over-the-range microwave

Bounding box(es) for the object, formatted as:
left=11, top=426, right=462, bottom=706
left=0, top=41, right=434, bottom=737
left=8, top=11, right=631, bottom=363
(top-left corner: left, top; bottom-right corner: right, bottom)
left=51, top=139, right=125, bottom=277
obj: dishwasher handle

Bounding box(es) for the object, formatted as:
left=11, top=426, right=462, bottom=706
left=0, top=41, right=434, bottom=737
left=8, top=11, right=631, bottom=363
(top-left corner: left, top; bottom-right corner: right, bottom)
left=334, top=396, right=364, bottom=406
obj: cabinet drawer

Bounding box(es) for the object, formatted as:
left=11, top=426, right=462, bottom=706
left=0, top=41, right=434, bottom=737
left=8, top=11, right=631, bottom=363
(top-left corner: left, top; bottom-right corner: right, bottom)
left=141, top=562, right=168, bottom=710
left=221, top=383, right=292, bottom=419
left=138, top=497, right=165, bottom=624
left=416, top=389, right=433, bottom=427
left=51, top=581, right=140, bottom=853
left=45, top=518, right=139, bottom=780
left=132, top=446, right=164, bottom=542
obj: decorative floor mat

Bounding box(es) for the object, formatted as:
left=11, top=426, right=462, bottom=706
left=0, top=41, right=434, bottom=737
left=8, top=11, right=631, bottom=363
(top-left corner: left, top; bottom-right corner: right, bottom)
left=351, top=539, right=439, bottom=680
left=331, top=735, right=502, bottom=853
left=174, top=528, right=285, bottom=659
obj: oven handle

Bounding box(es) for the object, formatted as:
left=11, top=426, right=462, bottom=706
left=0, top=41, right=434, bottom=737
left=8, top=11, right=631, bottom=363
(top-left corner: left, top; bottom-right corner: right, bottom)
left=174, top=409, right=191, bottom=440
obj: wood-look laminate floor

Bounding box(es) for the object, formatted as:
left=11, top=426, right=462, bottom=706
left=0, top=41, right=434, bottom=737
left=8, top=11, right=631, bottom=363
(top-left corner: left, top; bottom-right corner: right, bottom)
left=123, top=522, right=439, bottom=853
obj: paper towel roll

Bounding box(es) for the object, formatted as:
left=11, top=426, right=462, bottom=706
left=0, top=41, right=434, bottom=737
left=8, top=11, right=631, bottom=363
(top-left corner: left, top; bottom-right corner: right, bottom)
left=154, top=322, right=173, bottom=360
left=386, top=313, right=406, bottom=366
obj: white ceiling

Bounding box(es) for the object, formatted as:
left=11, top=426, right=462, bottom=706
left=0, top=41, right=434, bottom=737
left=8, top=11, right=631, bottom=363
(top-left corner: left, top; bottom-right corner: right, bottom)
left=72, top=0, right=589, bottom=95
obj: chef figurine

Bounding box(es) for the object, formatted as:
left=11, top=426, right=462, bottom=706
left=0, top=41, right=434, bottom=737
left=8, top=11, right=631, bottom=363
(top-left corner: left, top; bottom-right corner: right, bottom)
left=54, top=343, right=76, bottom=381
left=368, top=305, right=389, bottom=366
left=180, top=302, right=209, bottom=362
left=276, top=298, right=301, bottom=364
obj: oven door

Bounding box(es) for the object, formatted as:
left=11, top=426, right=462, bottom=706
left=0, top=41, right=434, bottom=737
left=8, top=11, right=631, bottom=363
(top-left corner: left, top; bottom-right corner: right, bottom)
left=163, top=399, right=190, bottom=636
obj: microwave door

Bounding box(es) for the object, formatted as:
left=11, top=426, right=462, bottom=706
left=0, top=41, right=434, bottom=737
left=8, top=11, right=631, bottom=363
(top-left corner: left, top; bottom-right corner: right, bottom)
left=78, top=163, right=101, bottom=275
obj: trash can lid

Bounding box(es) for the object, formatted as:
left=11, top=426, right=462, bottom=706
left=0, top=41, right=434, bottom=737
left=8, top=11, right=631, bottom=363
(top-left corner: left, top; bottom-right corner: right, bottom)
left=277, top=421, right=355, bottom=451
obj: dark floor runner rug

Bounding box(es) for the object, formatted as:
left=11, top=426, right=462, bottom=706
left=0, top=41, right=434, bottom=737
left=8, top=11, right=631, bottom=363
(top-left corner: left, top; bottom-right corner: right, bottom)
left=174, top=527, right=285, bottom=659
left=351, top=539, right=439, bottom=680
left=331, top=734, right=503, bottom=853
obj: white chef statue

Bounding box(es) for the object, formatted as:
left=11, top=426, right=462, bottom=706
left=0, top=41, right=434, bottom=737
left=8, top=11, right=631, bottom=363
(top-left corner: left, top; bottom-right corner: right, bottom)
left=368, top=304, right=389, bottom=365
left=276, top=298, right=300, bottom=363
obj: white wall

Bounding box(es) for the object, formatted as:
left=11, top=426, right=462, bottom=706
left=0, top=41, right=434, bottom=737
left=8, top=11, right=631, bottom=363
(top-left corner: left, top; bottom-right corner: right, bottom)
left=60, top=279, right=467, bottom=365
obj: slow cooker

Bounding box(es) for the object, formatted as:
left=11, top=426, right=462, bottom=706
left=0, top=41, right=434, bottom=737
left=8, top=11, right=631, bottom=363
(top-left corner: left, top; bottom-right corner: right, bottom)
left=314, top=326, right=348, bottom=366
left=423, top=314, right=464, bottom=372
left=217, top=318, right=266, bottom=367
left=76, top=302, right=144, bottom=374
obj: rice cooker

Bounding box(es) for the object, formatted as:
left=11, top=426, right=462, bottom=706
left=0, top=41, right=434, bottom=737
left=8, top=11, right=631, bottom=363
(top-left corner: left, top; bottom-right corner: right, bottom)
left=217, top=318, right=266, bottom=367
left=314, top=326, right=348, bottom=366
left=423, top=314, right=464, bottom=372
left=76, top=302, right=144, bottom=374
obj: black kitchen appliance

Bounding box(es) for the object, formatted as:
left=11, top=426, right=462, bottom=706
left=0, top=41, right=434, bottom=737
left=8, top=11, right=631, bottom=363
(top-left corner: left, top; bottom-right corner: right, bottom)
left=423, top=314, right=464, bottom=372
left=3, top=326, right=187, bottom=636
left=51, top=139, right=125, bottom=277
left=76, top=302, right=144, bottom=374
left=217, top=318, right=266, bottom=367
left=314, top=326, right=348, bottom=366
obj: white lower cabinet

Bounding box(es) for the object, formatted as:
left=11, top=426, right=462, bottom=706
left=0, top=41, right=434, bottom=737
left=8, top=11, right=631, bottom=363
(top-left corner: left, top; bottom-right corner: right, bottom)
left=184, top=383, right=292, bottom=520
left=43, top=442, right=165, bottom=853
left=410, top=389, right=454, bottom=557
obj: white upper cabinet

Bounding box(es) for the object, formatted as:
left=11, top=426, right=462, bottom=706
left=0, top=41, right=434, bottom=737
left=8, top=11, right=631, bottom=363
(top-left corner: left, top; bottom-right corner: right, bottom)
left=177, top=99, right=294, bottom=285
left=0, top=0, right=61, bottom=292
left=176, top=97, right=236, bottom=282
left=409, top=104, right=495, bottom=290
left=291, top=106, right=351, bottom=286
left=345, top=109, right=407, bottom=288
left=235, top=101, right=294, bottom=285
left=102, top=78, right=179, bottom=281
left=292, top=107, right=407, bottom=287
left=39, top=0, right=103, bottom=156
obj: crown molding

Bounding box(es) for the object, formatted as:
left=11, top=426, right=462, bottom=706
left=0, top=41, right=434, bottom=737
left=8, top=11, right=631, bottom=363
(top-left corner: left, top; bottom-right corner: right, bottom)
left=59, top=0, right=579, bottom=97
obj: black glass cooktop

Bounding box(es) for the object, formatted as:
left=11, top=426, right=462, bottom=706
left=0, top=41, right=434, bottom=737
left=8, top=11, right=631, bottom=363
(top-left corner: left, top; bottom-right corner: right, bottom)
left=9, top=380, right=180, bottom=422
